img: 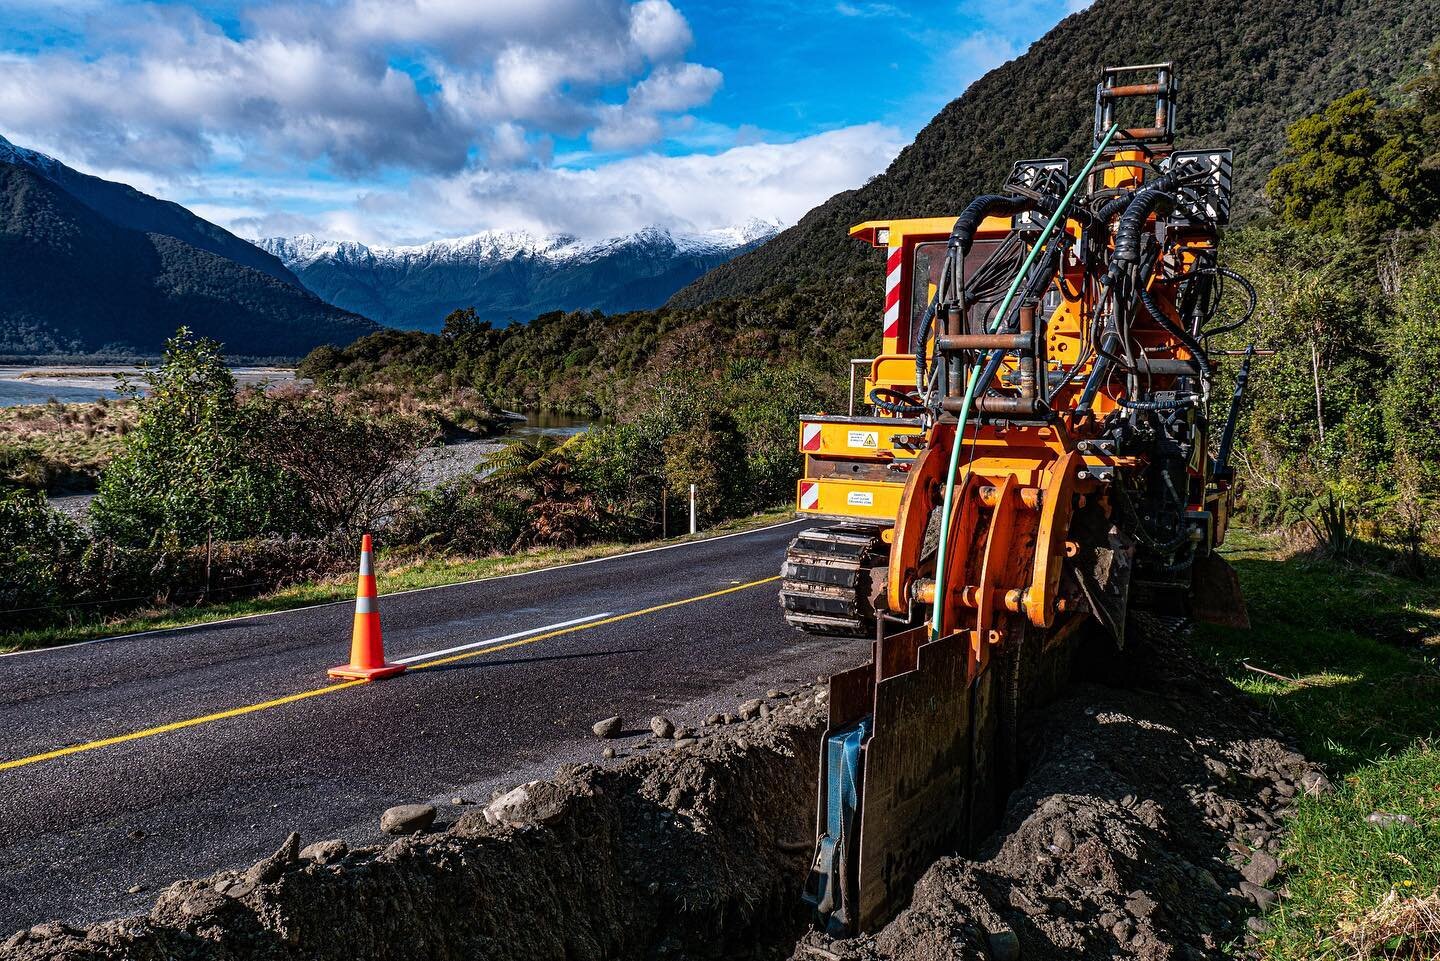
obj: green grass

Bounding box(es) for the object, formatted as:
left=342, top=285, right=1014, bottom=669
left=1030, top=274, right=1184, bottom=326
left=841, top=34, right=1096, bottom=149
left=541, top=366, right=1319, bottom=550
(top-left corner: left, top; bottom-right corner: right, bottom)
left=0, top=508, right=794, bottom=655
left=1194, top=530, right=1440, bottom=958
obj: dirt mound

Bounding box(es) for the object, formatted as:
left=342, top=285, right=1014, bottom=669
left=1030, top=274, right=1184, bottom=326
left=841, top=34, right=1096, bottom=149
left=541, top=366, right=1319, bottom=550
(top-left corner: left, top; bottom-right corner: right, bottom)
left=1, top=693, right=827, bottom=961
left=797, top=617, right=1329, bottom=961
left=3, top=620, right=1323, bottom=961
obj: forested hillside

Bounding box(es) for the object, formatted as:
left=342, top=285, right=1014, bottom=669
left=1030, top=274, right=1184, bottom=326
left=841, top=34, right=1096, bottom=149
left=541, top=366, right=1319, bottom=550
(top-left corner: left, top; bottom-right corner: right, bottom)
left=0, top=163, right=378, bottom=357
left=673, top=0, right=1440, bottom=305
left=0, top=134, right=298, bottom=286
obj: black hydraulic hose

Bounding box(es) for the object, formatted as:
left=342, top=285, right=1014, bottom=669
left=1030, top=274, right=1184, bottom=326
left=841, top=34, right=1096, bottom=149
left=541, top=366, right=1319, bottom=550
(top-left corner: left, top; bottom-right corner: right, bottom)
left=1201, top=267, right=1257, bottom=338
left=1079, top=333, right=1119, bottom=410
left=913, top=293, right=940, bottom=396
left=1140, top=282, right=1210, bottom=387
left=949, top=194, right=1031, bottom=260
left=869, top=387, right=927, bottom=418
left=1108, top=175, right=1178, bottom=280
left=1095, top=191, right=1138, bottom=223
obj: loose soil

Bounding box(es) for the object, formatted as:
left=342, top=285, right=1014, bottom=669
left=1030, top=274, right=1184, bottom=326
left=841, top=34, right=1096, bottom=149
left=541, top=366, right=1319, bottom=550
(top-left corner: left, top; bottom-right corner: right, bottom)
left=2, top=618, right=1322, bottom=961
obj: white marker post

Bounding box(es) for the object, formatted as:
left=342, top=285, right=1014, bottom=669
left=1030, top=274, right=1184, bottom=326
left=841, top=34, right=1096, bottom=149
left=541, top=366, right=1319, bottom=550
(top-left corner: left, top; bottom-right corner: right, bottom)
left=689, top=483, right=697, bottom=535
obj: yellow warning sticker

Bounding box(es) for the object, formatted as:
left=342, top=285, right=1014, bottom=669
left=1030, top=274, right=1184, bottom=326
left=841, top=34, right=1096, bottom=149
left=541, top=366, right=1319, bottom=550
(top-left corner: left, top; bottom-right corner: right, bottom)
left=847, top=430, right=879, bottom=449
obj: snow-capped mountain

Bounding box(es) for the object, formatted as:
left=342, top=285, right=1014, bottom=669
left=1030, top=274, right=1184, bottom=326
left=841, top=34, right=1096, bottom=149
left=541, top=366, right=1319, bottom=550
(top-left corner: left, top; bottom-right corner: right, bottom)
left=255, top=219, right=781, bottom=331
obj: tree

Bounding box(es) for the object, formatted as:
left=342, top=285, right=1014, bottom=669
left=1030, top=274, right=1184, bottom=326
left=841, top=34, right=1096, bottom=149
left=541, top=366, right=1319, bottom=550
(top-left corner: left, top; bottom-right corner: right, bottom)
left=1267, top=90, right=1439, bottom=236
left=245, top=391, right=437, bottom=538
left=1403, top=42, right=1440, bottom=172
left=91, top=329, right=297, bottom=547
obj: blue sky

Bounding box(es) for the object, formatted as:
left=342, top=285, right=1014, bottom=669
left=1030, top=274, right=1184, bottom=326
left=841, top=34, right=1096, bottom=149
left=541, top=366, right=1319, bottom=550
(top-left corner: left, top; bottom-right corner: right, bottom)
left=0, top=0, right=1085, bottom=245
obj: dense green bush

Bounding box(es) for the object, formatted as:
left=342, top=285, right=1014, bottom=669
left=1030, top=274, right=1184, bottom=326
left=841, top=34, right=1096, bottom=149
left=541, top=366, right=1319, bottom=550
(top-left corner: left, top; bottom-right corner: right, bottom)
left=1266, top=90, right=1440, bottom=236
left=91, top=330, right=302, bottom=547
left=0, top=486, right=83, bottom=621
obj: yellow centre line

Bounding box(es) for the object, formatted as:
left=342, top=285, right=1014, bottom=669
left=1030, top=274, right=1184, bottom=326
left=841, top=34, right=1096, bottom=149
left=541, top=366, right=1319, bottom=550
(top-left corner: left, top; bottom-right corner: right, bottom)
left=0, top=575, right=781, bottom=773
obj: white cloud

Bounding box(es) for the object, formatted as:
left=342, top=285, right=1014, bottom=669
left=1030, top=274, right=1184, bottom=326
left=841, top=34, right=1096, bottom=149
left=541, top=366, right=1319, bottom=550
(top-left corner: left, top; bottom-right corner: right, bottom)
left=629, top=62, right=723, bottom=113
left=248, top=122, right=907, bottom=245
left=589, top=61, right=723, bottom=151
left=0, top=0, right=713, bottom=176
left=628, top=0, right=693, bottom=61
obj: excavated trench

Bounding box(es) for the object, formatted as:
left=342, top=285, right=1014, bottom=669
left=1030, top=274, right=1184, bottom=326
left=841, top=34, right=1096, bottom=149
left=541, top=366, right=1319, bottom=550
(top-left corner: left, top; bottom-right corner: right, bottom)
left=2, top=619, right=1329, bottom=961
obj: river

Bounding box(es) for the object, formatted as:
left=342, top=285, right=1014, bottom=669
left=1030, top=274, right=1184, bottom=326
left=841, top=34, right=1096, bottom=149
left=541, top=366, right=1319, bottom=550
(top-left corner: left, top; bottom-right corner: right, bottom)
left=499, top=409, right=597, bottom=443
left=0, top=366, right=297, bottom=407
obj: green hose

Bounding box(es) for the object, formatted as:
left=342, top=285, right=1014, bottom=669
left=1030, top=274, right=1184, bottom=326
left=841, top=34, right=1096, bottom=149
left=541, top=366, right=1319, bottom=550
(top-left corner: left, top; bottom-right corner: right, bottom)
left=928, top=124, right=1121, bottom=639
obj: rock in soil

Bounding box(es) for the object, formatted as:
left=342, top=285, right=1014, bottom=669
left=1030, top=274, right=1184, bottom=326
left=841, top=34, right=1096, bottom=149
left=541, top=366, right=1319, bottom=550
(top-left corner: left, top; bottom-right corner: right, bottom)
left=650, top=715, right=676, bottom=739
left=1366, top=811, right=1416, bottom=828
left=246, top=832, right=299, bottom=883
left=299, top=839, right=347, bottom=865
left=379, top=803, right=436, bottom=835
left=592, top=715, right=623, bottom=738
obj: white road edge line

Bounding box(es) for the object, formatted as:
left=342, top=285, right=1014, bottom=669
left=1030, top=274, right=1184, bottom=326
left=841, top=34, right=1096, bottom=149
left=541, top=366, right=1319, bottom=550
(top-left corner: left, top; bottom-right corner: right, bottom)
left=0, top=517, right=806, bottom=659
left=392, top=612, right=614, bottom=665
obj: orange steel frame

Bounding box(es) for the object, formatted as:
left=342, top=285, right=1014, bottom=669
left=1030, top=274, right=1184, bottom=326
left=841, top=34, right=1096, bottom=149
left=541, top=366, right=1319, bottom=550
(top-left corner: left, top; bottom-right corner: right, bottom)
left=799, top=149, right=1230, bottom=666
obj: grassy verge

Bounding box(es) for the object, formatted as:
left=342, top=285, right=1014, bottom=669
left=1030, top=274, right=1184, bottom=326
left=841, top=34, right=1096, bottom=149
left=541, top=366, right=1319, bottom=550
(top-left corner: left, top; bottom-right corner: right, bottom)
left=1193, top=530, right=1440, bottom=959
left=0, top=508, right=795, bottom=655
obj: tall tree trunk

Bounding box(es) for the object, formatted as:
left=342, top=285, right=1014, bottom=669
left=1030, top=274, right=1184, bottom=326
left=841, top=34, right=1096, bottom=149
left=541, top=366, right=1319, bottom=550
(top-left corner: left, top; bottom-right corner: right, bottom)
left=1311, top=339, right=1326, bottom=444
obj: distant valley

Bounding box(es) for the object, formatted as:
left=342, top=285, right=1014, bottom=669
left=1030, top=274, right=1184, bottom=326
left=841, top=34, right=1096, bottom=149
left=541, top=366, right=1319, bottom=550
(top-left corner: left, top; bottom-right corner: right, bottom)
left=256, top=220, right=779, bottom=331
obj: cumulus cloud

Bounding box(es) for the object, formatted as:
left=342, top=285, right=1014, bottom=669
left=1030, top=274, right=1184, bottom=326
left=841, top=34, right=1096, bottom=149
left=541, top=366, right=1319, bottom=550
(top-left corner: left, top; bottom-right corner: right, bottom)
left=259, top=122, right=906, bottom=245
left=0, top=0, right=716, bottom=174
left=0, top=0, right=908, bottom=249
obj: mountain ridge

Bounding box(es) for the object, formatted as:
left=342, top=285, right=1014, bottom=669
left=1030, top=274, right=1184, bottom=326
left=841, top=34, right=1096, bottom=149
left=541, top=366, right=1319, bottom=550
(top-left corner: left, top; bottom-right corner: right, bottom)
left=0, top=159, right=378, bottom=357
left=0, top=134, right=301, bottom=287
left=257, top=220, right=780, bottom=330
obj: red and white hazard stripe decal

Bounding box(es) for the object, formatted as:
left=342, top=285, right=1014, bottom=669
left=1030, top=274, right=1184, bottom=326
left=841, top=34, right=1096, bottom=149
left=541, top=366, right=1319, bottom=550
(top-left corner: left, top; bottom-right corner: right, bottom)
left=801, top=423, right=822, bottom=451
left=883, top=245, right=903, bottom=339
left=799, top=481, right=820, bottom=511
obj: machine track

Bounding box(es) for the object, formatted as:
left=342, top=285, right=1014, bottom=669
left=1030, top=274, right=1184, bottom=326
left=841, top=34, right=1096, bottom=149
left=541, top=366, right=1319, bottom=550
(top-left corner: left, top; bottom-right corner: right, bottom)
left=779, top=525, right=888, bottom=637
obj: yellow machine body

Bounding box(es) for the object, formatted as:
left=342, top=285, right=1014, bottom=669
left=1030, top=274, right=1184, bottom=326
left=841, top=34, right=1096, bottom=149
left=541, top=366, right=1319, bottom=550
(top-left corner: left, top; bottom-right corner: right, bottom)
left=784, top=64, right=1254, bottom=936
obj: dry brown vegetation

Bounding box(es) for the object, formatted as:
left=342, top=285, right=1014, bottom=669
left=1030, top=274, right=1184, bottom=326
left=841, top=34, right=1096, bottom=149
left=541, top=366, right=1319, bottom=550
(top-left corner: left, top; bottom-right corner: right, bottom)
left=1336, top=889, right=1440, bottom=959
left=0, top=398, right=136, bottom=490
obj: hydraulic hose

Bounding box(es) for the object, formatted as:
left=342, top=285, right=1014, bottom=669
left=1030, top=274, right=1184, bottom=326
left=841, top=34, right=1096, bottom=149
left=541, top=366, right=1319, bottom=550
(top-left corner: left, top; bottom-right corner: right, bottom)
left=1139, top=266, right=1211, bottom=393
left=949, top=194, right=1032, bottom=260
left=928, top=123, right=1121, bottom=640
left=1201, top=267, right=1257, bottom=338
left=1108, top=174, right=1178, bottom=280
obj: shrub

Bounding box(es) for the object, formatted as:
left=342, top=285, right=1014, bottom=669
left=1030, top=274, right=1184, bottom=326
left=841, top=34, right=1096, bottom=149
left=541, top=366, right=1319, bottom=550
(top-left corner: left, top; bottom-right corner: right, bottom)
left=0, top=486, right=83, bottom=625
left=91, top=330, right=301, bottom=547
left=245, top=391, right=437, bottom=538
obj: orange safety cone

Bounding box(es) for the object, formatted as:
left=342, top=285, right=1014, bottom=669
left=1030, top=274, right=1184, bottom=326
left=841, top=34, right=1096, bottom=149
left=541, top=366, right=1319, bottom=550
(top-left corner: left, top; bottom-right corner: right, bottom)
left=328, top=534, right=405, bottom=681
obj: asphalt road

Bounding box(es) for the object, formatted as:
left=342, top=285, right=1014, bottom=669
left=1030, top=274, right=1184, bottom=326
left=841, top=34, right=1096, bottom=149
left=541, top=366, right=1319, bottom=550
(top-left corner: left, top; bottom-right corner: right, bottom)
left=0, top=519, right=870, bottom=933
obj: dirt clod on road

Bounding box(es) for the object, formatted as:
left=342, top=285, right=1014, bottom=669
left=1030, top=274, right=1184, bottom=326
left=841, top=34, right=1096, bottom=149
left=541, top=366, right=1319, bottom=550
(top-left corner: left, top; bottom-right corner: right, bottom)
left=2, top=619, right=1320, bottom=961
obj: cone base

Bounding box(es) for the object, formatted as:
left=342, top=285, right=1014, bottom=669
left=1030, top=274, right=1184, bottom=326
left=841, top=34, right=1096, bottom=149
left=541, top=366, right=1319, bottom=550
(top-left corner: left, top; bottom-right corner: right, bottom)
left=328, top=662, right=406, bottom=681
